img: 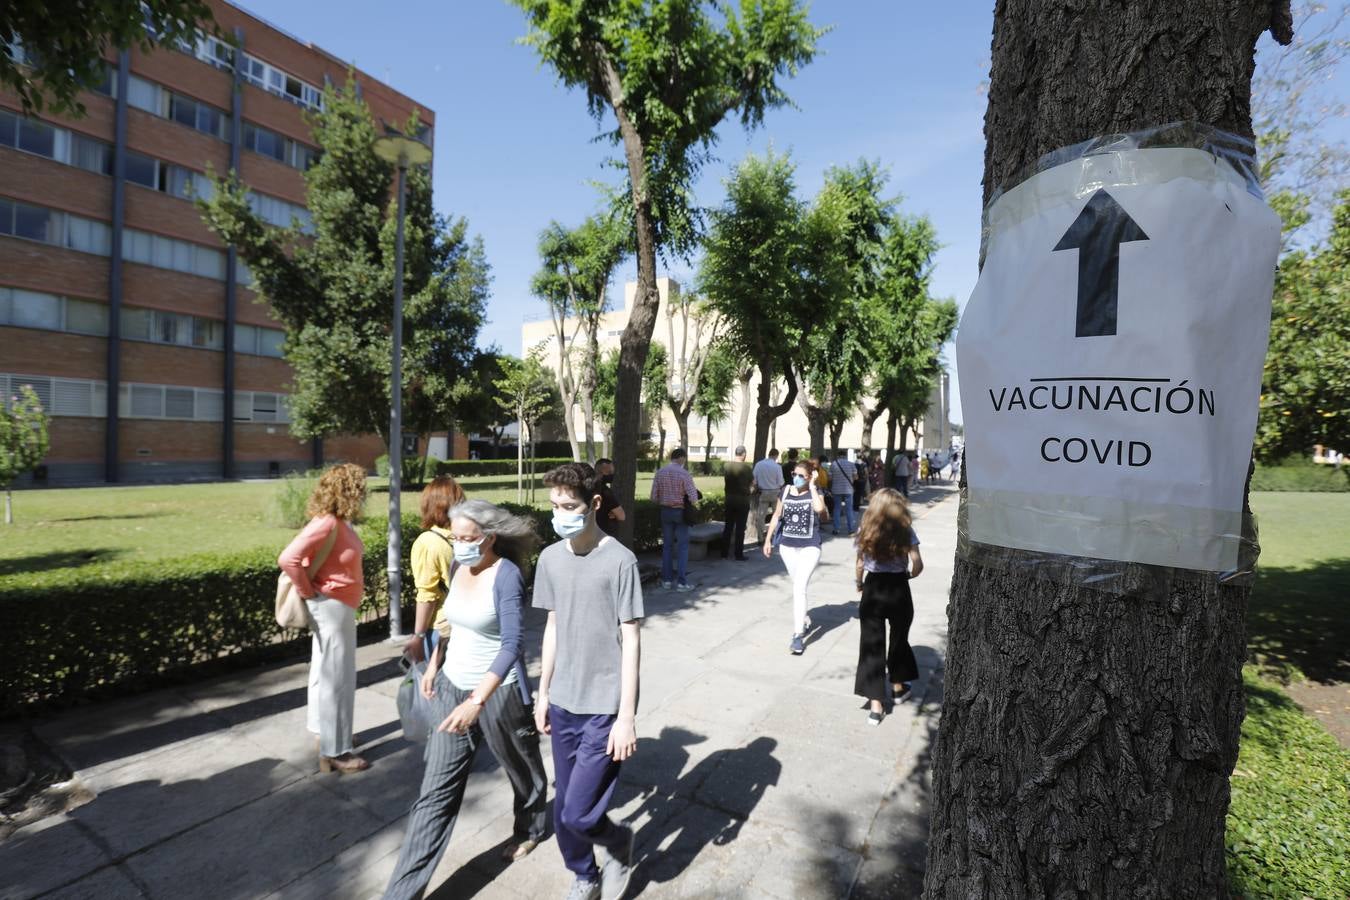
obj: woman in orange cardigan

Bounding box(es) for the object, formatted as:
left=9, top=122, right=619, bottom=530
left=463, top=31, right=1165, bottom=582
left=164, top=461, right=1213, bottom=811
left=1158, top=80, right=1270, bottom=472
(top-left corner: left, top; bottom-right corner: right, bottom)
left=279, top=463, right=370, bottom=774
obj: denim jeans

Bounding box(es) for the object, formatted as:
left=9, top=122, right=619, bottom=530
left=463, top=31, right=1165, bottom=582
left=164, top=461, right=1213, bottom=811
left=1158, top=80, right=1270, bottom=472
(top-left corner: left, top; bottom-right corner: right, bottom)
left=833, top=493, right=856, bottom=534
left=659, top=506, right=690, bottom=585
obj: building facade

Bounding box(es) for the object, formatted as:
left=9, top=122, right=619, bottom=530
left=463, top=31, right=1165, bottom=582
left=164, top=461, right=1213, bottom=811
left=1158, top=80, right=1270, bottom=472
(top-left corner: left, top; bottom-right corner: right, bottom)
left=520, top=277, right=950, bottom=461
left=0, top=0, right=433, bottom=483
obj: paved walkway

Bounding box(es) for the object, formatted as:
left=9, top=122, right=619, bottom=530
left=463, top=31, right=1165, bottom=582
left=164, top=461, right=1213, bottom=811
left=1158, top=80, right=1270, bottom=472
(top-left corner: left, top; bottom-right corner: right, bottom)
left=2, top=482, right=958, bottom=900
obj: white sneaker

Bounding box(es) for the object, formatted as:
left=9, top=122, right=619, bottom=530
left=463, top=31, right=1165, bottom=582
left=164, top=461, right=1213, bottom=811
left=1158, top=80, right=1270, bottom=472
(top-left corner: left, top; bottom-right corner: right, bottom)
left=659, top=581, right=673, bottom=590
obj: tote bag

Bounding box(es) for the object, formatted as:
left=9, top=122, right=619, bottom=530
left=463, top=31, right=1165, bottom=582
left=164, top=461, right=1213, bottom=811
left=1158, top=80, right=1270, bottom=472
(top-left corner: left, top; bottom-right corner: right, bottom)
left=274, top=522, right=339, bottom=630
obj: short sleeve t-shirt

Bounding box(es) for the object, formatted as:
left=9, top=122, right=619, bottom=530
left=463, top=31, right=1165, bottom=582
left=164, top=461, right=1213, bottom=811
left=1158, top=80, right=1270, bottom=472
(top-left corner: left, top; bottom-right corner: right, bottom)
left=533, top=536, right=645, bottom=715
left=861, top=527, right=921, bottom=573
left=597, top=485, right=621, bottom=536
left=778, top=488, right=822, bottom=549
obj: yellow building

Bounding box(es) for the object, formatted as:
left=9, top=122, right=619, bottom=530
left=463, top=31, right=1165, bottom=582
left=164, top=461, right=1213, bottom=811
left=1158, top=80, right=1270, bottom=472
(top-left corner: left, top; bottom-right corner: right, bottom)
left=520, top=277, right=949, bottom=460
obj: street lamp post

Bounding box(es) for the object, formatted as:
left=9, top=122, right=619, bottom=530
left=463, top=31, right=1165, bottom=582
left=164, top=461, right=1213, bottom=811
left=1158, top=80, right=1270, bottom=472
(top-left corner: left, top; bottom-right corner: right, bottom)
left=372, top=131, right=432, bottom=643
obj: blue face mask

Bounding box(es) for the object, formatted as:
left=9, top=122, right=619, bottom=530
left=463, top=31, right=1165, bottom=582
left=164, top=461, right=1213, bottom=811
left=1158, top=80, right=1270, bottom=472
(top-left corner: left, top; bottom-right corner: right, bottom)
left=452, top=538, right=485, bottom=567
left=552, top=509, right=589, bottom=539
left=793, top=475, right=807, bottom=488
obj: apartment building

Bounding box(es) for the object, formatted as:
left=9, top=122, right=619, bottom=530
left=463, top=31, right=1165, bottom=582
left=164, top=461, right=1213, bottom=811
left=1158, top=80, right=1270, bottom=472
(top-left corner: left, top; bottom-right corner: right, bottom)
left=0, top=0, right=433, bottom=483
left=520, top=277, right=951, bottom=459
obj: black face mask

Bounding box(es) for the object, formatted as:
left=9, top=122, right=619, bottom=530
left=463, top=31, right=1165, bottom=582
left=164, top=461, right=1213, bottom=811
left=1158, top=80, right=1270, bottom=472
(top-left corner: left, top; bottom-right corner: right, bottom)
left=602, top=474, right=615, bottom=485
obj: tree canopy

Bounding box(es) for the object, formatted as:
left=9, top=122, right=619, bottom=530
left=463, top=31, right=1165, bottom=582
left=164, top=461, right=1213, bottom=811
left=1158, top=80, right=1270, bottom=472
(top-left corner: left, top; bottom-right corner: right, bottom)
left=198, top=78, right=488, bottom=445
left=1, top=385, right=49, bottom=524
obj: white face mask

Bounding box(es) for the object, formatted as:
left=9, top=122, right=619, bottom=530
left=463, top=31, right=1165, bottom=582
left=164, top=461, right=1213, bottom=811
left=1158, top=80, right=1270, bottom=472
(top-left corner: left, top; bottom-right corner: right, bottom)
left=551, top=508, right=589, bottom=539
left=452, top=537, right=485, bottom=566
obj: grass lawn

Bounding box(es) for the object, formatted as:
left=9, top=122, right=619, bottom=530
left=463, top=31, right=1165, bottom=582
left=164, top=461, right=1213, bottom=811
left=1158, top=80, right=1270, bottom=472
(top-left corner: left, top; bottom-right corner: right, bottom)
left=0, top=473, right=724, bottom=582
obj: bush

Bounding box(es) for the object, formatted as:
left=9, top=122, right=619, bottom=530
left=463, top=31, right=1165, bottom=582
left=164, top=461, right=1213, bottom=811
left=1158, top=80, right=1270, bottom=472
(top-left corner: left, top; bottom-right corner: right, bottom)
left=267, top=469, right=321, bottom=528
left=0, top=491, right=733, bottom=714
left=434, top=457, right=574, bottom=478
left=375, top=454, right=444, bottom=486
left=1251, top=457, right=1350, bottom=492
left=1226, top=667, right=1350, bottom=896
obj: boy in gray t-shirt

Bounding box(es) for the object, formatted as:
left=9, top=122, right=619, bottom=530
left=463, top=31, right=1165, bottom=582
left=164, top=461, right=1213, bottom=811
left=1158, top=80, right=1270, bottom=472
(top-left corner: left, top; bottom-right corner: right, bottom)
left=534, top=463, right=643, bottom=900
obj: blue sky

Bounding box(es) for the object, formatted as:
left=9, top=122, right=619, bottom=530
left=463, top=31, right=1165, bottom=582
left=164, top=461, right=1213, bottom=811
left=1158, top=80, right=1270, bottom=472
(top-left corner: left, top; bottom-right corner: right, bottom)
left=249, top=1, right=1342, bottom=426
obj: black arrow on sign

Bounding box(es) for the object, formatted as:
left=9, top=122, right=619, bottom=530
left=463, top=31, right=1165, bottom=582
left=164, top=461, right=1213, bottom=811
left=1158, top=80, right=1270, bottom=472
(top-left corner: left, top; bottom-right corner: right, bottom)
left=1052, top=189, right=1149, bottom=337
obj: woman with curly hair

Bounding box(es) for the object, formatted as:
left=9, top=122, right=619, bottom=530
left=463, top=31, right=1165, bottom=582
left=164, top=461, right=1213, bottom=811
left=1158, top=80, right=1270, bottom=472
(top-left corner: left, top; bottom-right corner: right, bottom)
left=853, top=487, right=924, bottom=726
left=384, top=499, right=547, bottom=899
left=278, top=463, right=371, bottom=774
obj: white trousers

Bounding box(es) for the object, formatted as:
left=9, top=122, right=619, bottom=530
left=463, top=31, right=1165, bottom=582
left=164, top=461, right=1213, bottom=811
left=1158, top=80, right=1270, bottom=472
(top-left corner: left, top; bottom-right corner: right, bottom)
left=779, top=544, right=821, bottom=635
left=306, top=596, right=357, bottom=757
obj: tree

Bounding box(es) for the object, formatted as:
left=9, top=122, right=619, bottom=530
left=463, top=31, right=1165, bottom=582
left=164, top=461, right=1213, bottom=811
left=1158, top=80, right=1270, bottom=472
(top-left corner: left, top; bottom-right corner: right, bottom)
left=198, top=79, right=487, bottom=450
left=643, top=342, right=671, bottom=461
left=925, top=2, right=1294, bottom=895
left=701, top=150, right=812, bottom=461
left=0, top=385, right=49, bottom=524
left=449, top=350, right=514, bottom=455
left=531, top=214, right=628, bottom=462
left=512, top=0, right=823, bottom=545
left=1256, top=188, right=1350, bottom=459
left=662, top=288, right=723, bottom=454
left=693, top=342, right=739, bottom=467
left=494, top=346, right=558, bottom=504
left=2, top=0, right=214, bottom=115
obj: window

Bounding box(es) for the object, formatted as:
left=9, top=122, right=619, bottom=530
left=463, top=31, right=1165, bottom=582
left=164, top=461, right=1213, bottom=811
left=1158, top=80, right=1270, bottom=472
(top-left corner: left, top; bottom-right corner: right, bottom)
left=130, top=384, right=162, bottom=417
left=233, top=391, right=251, bottom=421
left=120, top=307, right=151, bottom=340
left=14, top=203, right=53, bottom=242
left=53, top=379, right=93, bottom=417
left=156, top=311, right=192, bottom=345
left=124, top=151, right=158, bottom=188
left=0, top=287, right=9, bottom=323
left=71, top=133, right=112, bottom=175
left=11, top=289, right=60, bottom=330
left=164, top=387, right=195, bottom=419
left=16, top=117, right=55, bottom=156
left=234, top=323, right=257, bottom=354
left=90, top=64, right=115, bottom=98
left=0, top=198, right=10, bottom=235
left=65, top=298, right=108, bottom=335
left=0, top=110, right=14, bottom=146
left=192, top=317, right=223, bottom=349
left=66, top=216, right=111, bottom=255
left=258, top=328, right=284, bottom=358
left=196, top=390, right=223, bottom=421
left=251, top=392, right=278, bottom=422
left=127, top=75, right=161, bottom=114
left=12, top=375, right=53, bottom=410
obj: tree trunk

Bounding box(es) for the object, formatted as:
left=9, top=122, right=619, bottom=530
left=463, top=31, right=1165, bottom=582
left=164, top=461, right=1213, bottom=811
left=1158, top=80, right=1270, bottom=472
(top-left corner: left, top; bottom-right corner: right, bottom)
left=752, top=362, right=797, bottom=461
left=582, top=393, right=596, bottom=463
left=673, top=411, right=689, bottom=456
left=4, top=488, right=11, bottom=525
left=657, top=425, right=667, bottom=462
left=885, top=411, right=897, bottom=463
left=704, top=425, right=715, bottom=472
left=828, top=419, right=844, bottom=455
left=898, top=415, right=912, bottom=453
left=733, top=368, right=753, bottom=451
left=924, top=2, right=1291, bottom=897
left=859, top=402, right=884, bottom=455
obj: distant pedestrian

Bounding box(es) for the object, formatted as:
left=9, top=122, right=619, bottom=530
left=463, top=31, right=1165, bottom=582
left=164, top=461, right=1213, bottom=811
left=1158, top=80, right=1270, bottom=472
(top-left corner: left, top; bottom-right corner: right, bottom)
left=762, top=459, right=827, bottom=656
left=868, top=455, right=885, bottom=493
left=949, top=449, right=961, bottom=483
left=277, top=463, right=370, bottom=775
left=405, top=475, right=466, bottom=663
left=853, top=488, right=924, bottom=726
left=535, top=463, right=643, bottom=900
left=650, top=448, right=698, bottom=592
left=595, top=458, right=626, bottom=537
left=829, top=454, right=858, bottom=535
left=893, top=451, right=911, bottom=497
left=781, top=448, right=800, bottom=486
left=384, top=500, right=547, bottom=899
left=851, top=453, right=867, bottom=511
left=815, top=453, right=835, bottom=522
left=721, top=446, right=754, bottom=560
left=752, top=449, right=785, bottom=545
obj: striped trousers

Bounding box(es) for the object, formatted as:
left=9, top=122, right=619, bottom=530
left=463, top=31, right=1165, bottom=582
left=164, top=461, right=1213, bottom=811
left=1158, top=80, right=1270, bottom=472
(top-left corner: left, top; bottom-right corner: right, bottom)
left=383, top=673, right=548, bottom=900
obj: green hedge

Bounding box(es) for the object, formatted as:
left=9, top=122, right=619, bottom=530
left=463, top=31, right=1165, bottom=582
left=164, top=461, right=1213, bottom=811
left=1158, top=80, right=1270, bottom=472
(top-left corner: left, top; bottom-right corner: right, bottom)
left=1251, top=457, right=1350, bottom=492
left=0, top=493, right=727, bottom=714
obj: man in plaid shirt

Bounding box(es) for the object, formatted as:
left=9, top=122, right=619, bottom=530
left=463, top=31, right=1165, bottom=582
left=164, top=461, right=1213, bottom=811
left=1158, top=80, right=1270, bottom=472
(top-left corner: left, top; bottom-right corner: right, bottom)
left=650, top=448, right=699, bottom=592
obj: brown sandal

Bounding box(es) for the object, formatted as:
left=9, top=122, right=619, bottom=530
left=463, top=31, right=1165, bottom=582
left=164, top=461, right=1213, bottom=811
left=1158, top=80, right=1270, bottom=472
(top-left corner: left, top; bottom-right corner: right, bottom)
left=319, top=752, right=370, bottom=774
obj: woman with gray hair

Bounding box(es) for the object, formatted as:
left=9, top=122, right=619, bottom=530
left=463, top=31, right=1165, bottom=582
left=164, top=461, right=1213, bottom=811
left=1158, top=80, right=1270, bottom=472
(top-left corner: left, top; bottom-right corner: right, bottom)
left=384, top=500, right=548, bottom=900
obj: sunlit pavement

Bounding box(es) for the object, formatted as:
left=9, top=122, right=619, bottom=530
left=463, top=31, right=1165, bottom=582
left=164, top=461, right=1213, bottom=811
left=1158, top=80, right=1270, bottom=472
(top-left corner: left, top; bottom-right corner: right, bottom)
left=1, top=482, right=958, bottom=900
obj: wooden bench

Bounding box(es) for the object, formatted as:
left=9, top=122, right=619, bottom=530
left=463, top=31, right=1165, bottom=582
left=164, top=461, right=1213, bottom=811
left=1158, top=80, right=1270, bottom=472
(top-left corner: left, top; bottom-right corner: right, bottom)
left=685, top=522, right=725, bottom=561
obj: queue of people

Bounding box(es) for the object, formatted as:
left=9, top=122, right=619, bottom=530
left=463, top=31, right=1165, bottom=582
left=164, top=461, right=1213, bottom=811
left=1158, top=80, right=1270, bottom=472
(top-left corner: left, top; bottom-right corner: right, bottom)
left=277, top=447, right=934, bottom=898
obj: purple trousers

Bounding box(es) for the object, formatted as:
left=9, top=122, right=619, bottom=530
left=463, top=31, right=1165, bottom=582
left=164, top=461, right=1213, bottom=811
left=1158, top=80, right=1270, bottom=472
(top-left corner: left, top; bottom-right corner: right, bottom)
left=549, top=704, right=626, bottom=880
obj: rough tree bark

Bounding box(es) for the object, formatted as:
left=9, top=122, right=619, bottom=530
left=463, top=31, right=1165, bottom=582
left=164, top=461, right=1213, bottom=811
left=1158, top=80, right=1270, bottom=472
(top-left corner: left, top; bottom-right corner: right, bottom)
left=859, top=400, right=885, bottom=455
left=732, top=368, right=753, bottom=451
left=924, top=2, right=1292, bottom=897
left=753, top=364, right=797, bottom=461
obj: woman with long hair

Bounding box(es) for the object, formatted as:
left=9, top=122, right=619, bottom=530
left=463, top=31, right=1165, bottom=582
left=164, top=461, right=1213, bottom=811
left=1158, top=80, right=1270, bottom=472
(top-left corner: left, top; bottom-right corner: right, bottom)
left=384, top=499, right=548, bottom=899
left=762, top=459, right=827, bottom=656
left=405, top=475, right=466, bottom=662
left=278, top=463, right=371, bottom=774
left=853, top=488, right=924, bottom=726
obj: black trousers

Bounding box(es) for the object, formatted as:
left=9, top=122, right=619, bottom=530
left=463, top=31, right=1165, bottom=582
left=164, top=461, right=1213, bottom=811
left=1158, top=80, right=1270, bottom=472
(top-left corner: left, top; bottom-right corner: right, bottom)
left=722, top=504, right=749, bottom=557
left=854, top=571, right=920, bottom=701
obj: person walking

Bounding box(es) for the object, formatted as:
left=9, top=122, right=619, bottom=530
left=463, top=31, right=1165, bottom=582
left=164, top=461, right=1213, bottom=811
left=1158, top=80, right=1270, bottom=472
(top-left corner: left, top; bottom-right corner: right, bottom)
left=650, top=448, right=699, bottom=591
left=868, top=455, right=885, bottom=494
left=595, top=458, right=626, bottom=537
left=949, top=448, right=962, bottom=483
left=893, top=451, right=911, bottom=497
left=815, top=453, right=834, bottom=523
left=851, top=454, right=868, bottom=511
left=404, top=475, right=466, bottom=663
left=721, top=446, right=753, bottom=560
left=384, top=500, right=548, bottom=899
left=751, top=449, right=784, bottom=547
left=535, top=463, right=644, bottom=900
left=278, top=463, right=370, bottom=775
left=762, top=459, right=827, bottom=656
left=829, top=453, right=858, bottom=536
left=780, top=448, right=800, bottom=486
left=853, top=488, right=924, bottom=726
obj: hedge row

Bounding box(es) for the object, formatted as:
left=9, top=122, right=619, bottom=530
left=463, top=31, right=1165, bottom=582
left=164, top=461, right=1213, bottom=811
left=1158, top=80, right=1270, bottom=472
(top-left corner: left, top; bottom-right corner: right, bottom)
left=381, top=456, right=738, bottom=479
left=0, top=493, right=727, bottom=714
left=1251, top=457, right=1350, bottom=492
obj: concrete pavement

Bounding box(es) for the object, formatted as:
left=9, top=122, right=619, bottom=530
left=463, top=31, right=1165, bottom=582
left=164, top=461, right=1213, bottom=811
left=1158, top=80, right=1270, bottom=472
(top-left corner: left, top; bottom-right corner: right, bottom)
left=1, top=481, right=957, bottom=900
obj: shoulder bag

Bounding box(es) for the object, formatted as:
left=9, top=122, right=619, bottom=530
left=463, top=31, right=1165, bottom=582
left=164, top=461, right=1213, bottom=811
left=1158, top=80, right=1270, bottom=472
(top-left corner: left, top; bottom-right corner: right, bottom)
left=275, top=521, right=340, bottom=630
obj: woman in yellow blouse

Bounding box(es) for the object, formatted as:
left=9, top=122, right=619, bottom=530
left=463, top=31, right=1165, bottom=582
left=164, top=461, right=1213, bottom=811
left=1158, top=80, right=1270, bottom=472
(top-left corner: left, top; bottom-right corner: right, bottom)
left=405, top=476, right=465, bottom=661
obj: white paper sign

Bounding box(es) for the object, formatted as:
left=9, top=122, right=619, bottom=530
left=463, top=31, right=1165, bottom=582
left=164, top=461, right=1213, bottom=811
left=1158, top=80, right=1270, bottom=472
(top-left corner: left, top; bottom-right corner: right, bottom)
left=956, top=147, right=1281, bottom=572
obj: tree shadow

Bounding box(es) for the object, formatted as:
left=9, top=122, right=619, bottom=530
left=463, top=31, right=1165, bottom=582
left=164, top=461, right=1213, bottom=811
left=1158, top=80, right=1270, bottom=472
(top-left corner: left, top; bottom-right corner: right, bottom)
left=44, top=512, right=168, bottom=524
left=0, top=548, right=125, bottom=577
left=1247, top=558, right=1350, bottom=683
